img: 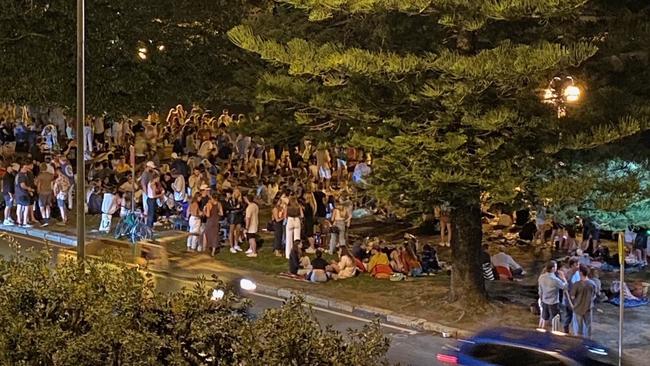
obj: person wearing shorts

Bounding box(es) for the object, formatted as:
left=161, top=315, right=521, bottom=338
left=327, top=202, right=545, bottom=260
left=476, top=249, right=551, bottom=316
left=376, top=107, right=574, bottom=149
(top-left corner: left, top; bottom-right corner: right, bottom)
left=35, top=163, right=55, bottom=226
left=538, top=260, right=567, bottom=329
left=14, top=163, right=35, bottom=227
left=53, top=168, right=71, bottom=225
left=2, top=163, right=18, bottom=225
left=244, top=193, right=259, bottom=257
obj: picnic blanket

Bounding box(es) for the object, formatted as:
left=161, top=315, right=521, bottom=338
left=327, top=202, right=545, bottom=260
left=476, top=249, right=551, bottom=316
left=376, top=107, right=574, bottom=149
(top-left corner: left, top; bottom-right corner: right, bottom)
left=277, top=272, right=311, bottom=283
left=598, top=262, right=643, bottom=274
left=607, top=297, right=649, bottom=308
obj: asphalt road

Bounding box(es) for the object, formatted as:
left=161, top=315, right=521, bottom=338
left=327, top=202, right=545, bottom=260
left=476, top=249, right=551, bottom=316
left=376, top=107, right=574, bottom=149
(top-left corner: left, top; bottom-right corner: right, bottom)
left=0, top=235, right=449, bottom=366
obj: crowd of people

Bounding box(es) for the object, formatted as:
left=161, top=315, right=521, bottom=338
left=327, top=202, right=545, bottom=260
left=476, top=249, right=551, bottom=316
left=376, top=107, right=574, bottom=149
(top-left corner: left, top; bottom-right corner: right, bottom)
left=2, top=105, right=647, bottom=340
left=478, top=206, right=650, bottom=340
left=287, top=236, right=443, bottom=282
left=0, top=105, right=378, bottom=263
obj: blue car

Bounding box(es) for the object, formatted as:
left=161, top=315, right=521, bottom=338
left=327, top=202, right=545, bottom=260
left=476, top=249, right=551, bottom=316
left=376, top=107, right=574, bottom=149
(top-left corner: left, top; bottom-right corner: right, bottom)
left=437, top=327, right=625, bottom=365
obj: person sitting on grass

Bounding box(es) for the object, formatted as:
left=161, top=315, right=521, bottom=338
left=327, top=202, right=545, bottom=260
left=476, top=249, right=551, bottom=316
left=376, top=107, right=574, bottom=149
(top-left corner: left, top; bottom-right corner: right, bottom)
left=491, top=245, right=525, bottom=280
left=288, top=241, right=310, bottom=277
left=366, top=244, right=393, bottom=279
left=389, top=246, right=406, bottom=274
left=402, top=245, right=423, bottom=277
left=308, top=249, right=329, bottom=282
left=328, top=246, right=357, bottom=280
left=421, top=243, right=441, bottom=274
left=351, top=240, right=369, bottom=261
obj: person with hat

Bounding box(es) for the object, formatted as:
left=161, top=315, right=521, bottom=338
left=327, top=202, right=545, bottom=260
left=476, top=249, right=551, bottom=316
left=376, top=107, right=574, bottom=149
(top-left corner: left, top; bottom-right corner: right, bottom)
left=140, top=161, right=155, bottom=215
left=1, top=163, right=19, bottom=225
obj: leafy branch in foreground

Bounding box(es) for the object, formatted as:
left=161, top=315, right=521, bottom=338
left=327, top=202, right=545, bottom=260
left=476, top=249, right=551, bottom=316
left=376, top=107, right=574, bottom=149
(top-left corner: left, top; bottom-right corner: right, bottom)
left=0, top=249, right=390, bottom=366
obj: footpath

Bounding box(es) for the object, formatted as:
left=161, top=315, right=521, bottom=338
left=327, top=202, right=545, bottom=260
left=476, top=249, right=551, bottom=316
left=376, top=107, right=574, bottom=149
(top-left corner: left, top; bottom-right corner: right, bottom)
left=1, top=224, right=648, bottom=364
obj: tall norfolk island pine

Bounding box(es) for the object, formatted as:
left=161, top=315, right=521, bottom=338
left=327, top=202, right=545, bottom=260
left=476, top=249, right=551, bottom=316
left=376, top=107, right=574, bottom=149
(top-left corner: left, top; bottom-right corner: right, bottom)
left=229, top=1, right=648, bottom=305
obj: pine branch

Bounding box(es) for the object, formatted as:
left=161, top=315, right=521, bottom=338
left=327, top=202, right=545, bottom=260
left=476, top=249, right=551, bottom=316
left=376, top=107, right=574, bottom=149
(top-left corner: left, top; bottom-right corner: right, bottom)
left=545, top=115, right=650, bottom=153
left=277, top=0, right=589, bottom=29
left=230, top=26, right=598, bottom=84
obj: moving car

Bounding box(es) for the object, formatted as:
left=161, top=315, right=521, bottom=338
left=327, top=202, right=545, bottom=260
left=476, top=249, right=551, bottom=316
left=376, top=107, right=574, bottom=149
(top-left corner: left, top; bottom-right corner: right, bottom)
left=437, top=327, right=625, bottom=365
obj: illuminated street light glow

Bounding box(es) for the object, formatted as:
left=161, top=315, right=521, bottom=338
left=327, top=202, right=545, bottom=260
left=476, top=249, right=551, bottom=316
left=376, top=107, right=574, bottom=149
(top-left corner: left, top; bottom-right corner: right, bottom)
left=542, top=76, right=582, bottom=118
left=158, top=44, right=166, bottom=51
left=137, top=51, right=147, bottom=60
left=563, top=85, right=581, bottom=103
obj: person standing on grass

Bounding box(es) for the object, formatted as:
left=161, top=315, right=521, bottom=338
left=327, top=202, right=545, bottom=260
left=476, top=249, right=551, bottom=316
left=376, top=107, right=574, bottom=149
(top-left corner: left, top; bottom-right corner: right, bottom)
left=328, top=202, right=349, bottom=254
left=436, top=203, right=452, bottom=247
left=145, top=173, right=163, bottom=228
left=140, top=161, right=155, bottom=214
left=34, top=163, right=54, bottom=227
left=244, top=193, right=259, bottom=258
left=285, top=195, right=303, bottom=259
left=538, top=260, right=567, bottom=330
left=14, top=162, right=34, bottom=227
left=562, top=257, right=580, bottom=334
left=271, top=197, right=286, bottom=257
left=570, top=264, right=597, bottom=338
left=2, top=163, right=18, bottom=225
left=52, top=168, right=70, bottom=225
left=187, top=193, right=203, bottom=251
left=203, top=192, right=223, bottom=256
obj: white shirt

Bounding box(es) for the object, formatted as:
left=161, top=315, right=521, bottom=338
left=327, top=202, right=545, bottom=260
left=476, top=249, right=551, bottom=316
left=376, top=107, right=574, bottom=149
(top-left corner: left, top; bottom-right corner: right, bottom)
left=172, top=175, right=186, bottom=202
left=491, top=252, right=521, bottom=270
left=245, top=202, right=259, bottom=234
left=197, top=140, right=214, bottom=158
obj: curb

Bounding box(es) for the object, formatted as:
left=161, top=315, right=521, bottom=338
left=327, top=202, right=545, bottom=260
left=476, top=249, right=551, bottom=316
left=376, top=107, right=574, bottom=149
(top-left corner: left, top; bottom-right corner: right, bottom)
left=0, top=226, right=472, bottom=338
left=0, top=225, right=78, bottom=247
left=256, top=284, right=472, bottom=338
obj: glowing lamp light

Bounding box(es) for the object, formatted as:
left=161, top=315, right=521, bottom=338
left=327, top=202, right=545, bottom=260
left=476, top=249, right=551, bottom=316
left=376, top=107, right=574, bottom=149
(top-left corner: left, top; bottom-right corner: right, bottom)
left=158, top=45, right=166, bottom=52
left=137, top=45, right=149, bottom=60
left=563, top=85, right=581, bottom=103
left=211, top=289, right=225, bottom=301
left=240, top=279, right=257, bottom=292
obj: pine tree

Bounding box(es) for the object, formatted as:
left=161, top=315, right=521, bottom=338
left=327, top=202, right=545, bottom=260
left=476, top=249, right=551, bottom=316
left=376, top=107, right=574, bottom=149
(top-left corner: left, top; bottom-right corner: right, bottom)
left=230, top=1, right=650, bottom=305
left=531, top=0, right=650, bottom=232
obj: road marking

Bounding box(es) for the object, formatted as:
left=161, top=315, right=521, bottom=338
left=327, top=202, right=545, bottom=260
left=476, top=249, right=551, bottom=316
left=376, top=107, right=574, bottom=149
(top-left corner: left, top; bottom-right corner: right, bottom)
left=251, top=292, right=419, bottom=335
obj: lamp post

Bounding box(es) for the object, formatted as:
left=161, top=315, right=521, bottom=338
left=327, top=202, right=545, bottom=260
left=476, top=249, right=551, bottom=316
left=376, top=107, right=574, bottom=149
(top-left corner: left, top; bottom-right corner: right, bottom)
left=76, top=0, right=86, bottom=262
left=617, top=232, right=624, bottom=366
left=542, top=76, right=581, bottom=118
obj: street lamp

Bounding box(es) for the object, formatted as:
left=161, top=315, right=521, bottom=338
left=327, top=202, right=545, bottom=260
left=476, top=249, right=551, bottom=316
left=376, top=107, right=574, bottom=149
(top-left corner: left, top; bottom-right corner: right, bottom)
left=542, top=76, right=582, bottom=118
left=137, top=46, right=148, bottom=60
left=76, top=0, right=86, bottom=262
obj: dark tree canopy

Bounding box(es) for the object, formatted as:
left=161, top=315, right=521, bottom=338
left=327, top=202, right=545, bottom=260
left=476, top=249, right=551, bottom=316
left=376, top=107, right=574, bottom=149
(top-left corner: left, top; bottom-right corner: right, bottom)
left=0, top=0, right=259, bottom=116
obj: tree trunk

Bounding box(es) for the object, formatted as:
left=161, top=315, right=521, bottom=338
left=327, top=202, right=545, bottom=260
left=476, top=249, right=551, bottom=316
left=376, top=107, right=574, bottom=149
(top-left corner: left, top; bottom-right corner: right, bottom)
left=449, top=195, right=488, bottom=306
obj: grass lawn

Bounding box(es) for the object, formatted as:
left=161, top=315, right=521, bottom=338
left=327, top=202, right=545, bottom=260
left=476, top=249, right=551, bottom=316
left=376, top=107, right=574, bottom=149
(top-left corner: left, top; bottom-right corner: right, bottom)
left=161, top=230, right=537, bottom=331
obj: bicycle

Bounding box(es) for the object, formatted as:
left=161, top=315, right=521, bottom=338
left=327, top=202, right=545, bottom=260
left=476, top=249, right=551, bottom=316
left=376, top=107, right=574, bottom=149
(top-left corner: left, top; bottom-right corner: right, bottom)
left=114, top=212, right=153, bottom=243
